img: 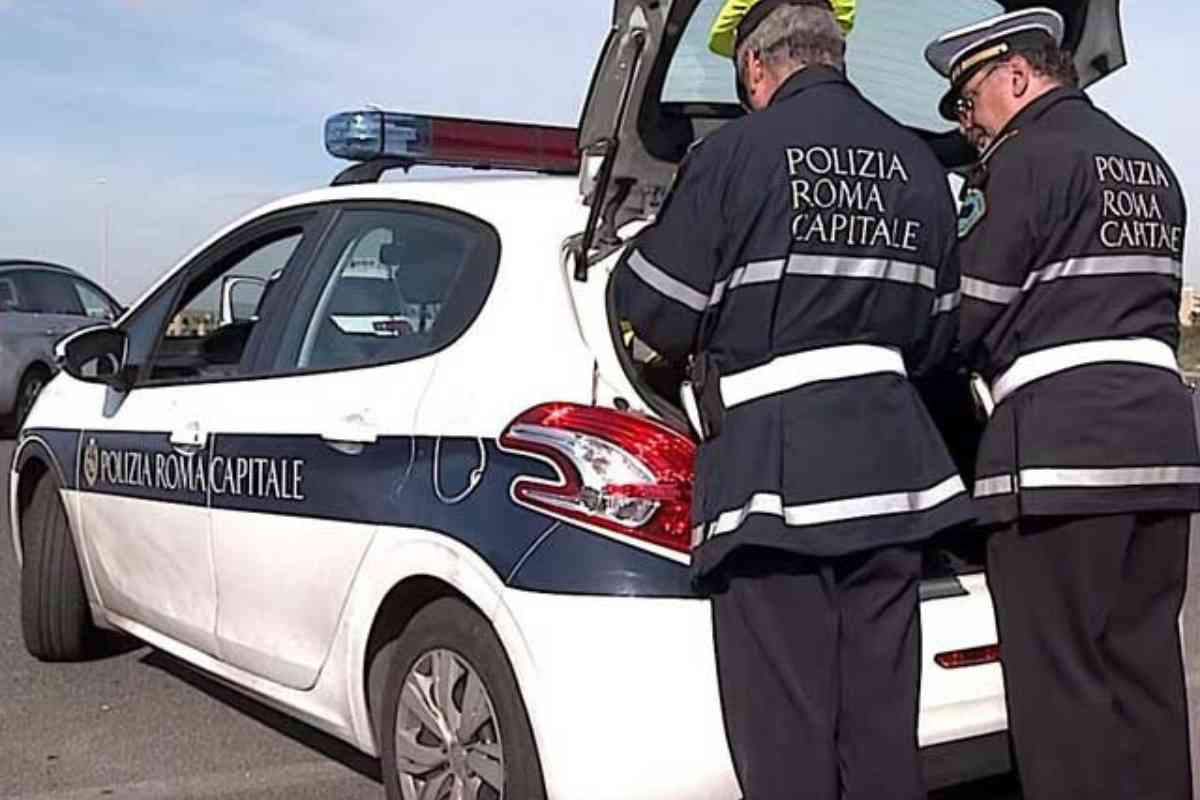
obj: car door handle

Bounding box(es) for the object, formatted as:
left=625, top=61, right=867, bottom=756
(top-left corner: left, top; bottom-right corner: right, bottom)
left=170, top=421, right=208, bottom=453
left=321, top=411, right=378, bottom=452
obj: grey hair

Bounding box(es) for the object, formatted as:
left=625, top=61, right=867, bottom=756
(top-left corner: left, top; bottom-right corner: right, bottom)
left=736, top=4, right=845, bottom=85
left=1012, top=43, right=1080, bottom=88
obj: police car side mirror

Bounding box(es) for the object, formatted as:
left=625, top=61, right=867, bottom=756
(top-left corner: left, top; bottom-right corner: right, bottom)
left=56, top=325, right=131, bottom=392
left=219, top=275, right=266, bottom=325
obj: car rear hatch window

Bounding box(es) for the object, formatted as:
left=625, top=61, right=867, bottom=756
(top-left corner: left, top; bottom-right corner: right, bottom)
left=662, top=0, right=1008, bottom=133
left=578, top=0, right=1126, bottom=229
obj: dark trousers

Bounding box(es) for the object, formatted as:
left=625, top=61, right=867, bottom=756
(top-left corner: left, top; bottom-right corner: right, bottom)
left=710, top=545, right=924, bottom=800
left=987, top=512, right=1192, bottom=800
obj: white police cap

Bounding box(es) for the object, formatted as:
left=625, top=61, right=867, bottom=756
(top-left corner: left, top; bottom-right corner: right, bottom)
left=925, top=7, right=1065, bottom=121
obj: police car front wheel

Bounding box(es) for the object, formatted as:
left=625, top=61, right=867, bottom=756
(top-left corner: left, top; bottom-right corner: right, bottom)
left=380, top=597, right=546, bottom=800
left=19, top=471, right=98, bottom=662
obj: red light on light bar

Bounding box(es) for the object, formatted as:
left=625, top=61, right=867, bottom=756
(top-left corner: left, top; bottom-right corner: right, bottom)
left=325, top=110, right=580, bottom=175
left=429, top=117, right=579, bottom=174
left=934, top=644, right=1000, bottom=669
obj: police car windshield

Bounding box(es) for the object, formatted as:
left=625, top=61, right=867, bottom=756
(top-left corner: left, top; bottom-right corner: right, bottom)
left=662, top=0, right=1004, bottom=132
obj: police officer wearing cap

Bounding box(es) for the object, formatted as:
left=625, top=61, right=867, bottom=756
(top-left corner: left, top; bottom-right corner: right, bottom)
left=612, top=1, right=971, bottom=797
left=926, top=9, right=1196, bottom=799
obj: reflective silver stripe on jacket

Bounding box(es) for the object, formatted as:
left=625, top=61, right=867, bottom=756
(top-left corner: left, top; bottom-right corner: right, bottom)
left=786, top=254, right=937, bottom=290
left=991, top=337, right=1179, bottom=404
left=720, top=344, right=906, bottom=408
left=701, top=474, right=966, bottom=539
left=1023, top=254, right=1182, bottom=289
left=708, top=259, right=785, bottom=306
left=932, top=291, right=961, bottom=316
left=972, top=467, right=1200, bottom=498
left=961, top=254, right=1182, bottom=305
left=974, top=474, right=1015, bottom=498
left=626, top=249, right=709, bottom=312
left=962, top=276, right=1021, bottom=304
left=1019, top=466, right=1200, bottom=489
left=708, top=254, right=939, bottom=308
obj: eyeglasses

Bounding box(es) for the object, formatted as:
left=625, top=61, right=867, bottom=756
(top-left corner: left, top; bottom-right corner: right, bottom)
left=953, top=61, right=1009, bottom=120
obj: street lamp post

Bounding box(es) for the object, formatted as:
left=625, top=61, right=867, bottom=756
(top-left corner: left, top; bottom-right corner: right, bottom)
left=95, top=178, right=110, bottom=289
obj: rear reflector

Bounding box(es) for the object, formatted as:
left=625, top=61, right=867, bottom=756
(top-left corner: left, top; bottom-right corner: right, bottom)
left=934, top=644, right=1000, bottom=669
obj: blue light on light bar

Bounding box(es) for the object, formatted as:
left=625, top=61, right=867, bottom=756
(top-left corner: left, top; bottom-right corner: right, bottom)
left=324, top=111, right=432, bottom=161
left=323, top=109, right=581, bottom=175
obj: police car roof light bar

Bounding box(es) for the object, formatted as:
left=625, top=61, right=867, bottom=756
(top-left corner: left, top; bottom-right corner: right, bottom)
left=325, top=110, right=580, bottom=185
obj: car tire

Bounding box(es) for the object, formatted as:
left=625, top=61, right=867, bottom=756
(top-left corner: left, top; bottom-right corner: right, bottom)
left=20, top=470, right=97, bottom=662
left=9, top=366, right=50, bottom=435
left=380, top=597, right=546, bottom=800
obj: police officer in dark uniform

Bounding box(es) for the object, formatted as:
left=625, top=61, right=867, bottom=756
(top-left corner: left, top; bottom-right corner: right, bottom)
left=612, top=1, right=972, bottom=797
left=926, top=9, right=1197, bottom=799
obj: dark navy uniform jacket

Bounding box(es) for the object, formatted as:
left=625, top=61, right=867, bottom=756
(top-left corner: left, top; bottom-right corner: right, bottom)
left=612, top=66, right=973, bottom=576
left=956, top=87, right=1200, bottom=524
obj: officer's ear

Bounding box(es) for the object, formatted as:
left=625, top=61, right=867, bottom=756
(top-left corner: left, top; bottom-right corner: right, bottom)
left=737, top=48, right=769, bottom=111
left=1007, top=54, right=1033, bottom=99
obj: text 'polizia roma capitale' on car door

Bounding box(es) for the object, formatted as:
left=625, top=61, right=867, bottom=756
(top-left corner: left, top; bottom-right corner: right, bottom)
left=83, top=437, right=306, bottom=501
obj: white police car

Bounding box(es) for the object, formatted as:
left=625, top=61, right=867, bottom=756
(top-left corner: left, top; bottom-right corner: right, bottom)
left=9, top=0, right=1126, bottom=797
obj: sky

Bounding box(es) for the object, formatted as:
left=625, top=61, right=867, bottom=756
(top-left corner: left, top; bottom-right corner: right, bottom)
left=0, top=1, right=1195, bottom=303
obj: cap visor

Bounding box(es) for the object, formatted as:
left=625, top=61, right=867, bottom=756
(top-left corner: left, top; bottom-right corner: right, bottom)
left=939, top=86, right=961, bottom=122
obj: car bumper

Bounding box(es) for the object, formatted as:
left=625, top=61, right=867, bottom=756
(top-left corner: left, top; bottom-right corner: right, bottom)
left=502, top=574, right=1007, bottom=800
left=502, top=589, right=740, bottom=800
left=922, top=730, right=1012, bottom=790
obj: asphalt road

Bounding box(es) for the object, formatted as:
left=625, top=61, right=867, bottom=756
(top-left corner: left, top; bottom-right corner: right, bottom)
left=0, top=436, right=1036, bottom=799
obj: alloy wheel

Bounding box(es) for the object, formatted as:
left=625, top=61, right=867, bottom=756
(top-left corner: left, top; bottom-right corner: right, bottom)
left=393, top=648, right=505, bottom=800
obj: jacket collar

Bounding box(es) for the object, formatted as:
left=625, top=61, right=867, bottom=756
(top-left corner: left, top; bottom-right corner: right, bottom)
left=970, top=87, right=1088, bottom=176
left=994, top=86, right=1089, bottom=140
left=768, top=65, right=849, bottom=108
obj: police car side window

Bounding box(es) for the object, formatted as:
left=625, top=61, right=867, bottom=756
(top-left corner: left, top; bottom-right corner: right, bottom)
left=16, top=271, right=86, bottom=315
left=143, top=231, right=304, bottom=383
left=71, top=280, right=119, bottom=321
left=284, top=206, right=499, bottom=372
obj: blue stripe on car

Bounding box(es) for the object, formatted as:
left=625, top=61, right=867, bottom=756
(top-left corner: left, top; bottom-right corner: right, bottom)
left=30, top=428, right=698, bottom=599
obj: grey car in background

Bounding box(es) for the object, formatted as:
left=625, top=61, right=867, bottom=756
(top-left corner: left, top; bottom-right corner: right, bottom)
left=0, top=260, right=121, bottom=433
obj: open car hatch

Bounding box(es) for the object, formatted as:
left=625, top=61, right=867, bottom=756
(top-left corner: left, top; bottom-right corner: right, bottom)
left=578, top=0, right=1126, bottom=238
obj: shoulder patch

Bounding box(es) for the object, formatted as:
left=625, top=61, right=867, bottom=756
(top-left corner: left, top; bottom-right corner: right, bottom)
left=958, top=187, right=987, bottom=239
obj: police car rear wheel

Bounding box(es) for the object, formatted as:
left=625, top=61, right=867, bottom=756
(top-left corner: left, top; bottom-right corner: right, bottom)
left=380, top=597, right=545, bottom=800
left=19, top=471, right=97, bottom=662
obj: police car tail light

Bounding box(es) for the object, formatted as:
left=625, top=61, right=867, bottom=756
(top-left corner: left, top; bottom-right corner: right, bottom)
left=500, top=403, right=695, bottom=555
left=324, top=110, right=579, bottom=174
